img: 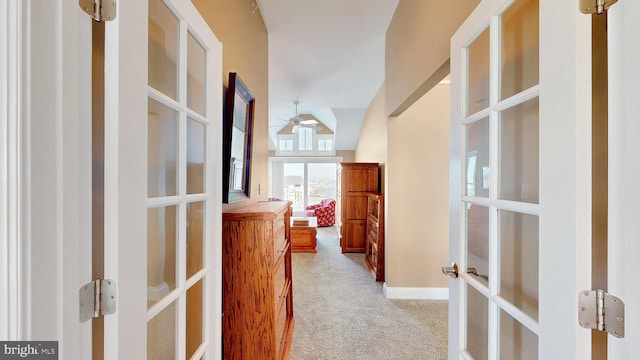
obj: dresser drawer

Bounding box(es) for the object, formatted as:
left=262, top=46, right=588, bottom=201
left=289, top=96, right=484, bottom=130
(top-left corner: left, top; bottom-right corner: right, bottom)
left=273, top=217, right=287, bottom=260
left=275, top=292, right=291, bottom=360
left=274, top=253, right=287, bottom=309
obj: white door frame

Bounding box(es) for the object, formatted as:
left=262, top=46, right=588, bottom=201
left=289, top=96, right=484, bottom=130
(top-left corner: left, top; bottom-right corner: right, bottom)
left=538, top=0, right=593, bottom=358
left=0, top=0, right=22, bottom=341
left=4, top=0, right=93, bottom=358
left=608, top=1, right=640, bottom=358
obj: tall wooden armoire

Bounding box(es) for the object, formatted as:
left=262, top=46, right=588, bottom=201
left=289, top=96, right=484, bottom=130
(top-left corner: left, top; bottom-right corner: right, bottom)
left=336, top=162, right=379, bottom=253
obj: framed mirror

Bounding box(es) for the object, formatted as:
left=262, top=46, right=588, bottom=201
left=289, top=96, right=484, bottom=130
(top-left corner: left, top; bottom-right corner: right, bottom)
left=222, top=72, right=255, bottom=203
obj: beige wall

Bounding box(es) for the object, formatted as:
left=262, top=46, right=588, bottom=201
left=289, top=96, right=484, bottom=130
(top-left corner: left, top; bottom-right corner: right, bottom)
left=385, top=0, right=478, bottom=116
left=355, top=85, right=387, bottom=192
left=193, top=0, right=270, bottom=200
left=336, top=150, right=355, bottom=162
left=386, top=83, right=450, bottom=288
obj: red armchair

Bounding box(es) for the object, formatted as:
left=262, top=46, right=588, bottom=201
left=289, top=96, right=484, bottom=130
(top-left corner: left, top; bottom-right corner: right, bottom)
left=305, top=199, right=336, bottom=227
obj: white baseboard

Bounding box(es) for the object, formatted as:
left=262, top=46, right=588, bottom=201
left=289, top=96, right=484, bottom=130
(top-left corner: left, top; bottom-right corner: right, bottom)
left=383, top=283, right=449, bottom=300
left=147, top=282, right=170, bottom=302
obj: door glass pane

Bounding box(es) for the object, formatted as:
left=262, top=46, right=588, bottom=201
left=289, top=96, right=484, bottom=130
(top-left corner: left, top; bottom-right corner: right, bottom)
left=148, top=301, right=177, bottom=360
left=467, top=204, right=489, bottom=286
left=499, top=210, right=539, bottom=320
left=500, top=310, right=538, bottom=359
left=284, top=163, right=305, bottom=214
left=187, top=201, right=204, bottom=279
left=499, top=97, right=539, bottom=203
left=186, top=280, right=204, bottom=359
left=148, top=98, right=178, bottom=198
left=187, top=31, right=206, bottom=116
left=187, top=118, right=206, bottom=194
left=307, top=163, right=337, bottom=205
left=148, top=0, right=179, bottom=100
left=501, top=0, right=539, bottom=100
left=467, top=284, right=488, bottom=360
left=465, top=117, right=490, bottom=198
left=467, top=28, right=490, bottom=116
left=147, top=206, right=177, bottom=308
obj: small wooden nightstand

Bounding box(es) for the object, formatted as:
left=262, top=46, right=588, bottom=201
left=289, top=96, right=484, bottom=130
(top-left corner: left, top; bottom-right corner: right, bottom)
left=291, top=217, right=317, bottom=253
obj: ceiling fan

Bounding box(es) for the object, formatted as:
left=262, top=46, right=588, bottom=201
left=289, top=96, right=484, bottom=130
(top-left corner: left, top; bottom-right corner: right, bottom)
left=279, top=101, right=319, bottom=133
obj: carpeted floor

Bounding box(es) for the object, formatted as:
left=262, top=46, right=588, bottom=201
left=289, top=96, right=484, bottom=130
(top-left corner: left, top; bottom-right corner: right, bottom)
left=290, top=226, right=448, bottom=360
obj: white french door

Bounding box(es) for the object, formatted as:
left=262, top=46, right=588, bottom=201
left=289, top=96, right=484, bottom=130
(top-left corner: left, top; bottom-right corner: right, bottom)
left=608, top=1, right=640, bottom=358
left=448, top=0, right=592, bottom=358
left=102, top=0, right=222, bottom=358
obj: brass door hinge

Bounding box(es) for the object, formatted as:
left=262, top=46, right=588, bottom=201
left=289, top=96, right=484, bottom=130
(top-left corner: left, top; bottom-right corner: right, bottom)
left=580, top=0, right=619, bottom=15
left=79, top=0, right=116, bottom=22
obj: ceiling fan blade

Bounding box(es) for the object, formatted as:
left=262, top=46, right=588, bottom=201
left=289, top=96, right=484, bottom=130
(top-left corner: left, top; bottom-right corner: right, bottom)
left=291, top=125, right=298, bottom=133
left=300, top=119, right=318, bottom=125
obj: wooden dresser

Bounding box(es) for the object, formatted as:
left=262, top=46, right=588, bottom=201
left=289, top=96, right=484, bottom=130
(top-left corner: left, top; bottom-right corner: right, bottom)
left=337, top=162, right=379, bottom=253
left=222, top=201, right=294, bottom=360
left=365, top=193, right=384, bottom=281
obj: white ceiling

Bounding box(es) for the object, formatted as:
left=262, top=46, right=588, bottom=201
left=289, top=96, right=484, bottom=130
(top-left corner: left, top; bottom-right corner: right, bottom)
left=256, top=0, right=399, bottom=150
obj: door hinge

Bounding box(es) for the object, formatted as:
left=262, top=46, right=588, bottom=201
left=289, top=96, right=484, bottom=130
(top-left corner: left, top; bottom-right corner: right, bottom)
left=578, top=289, right=624, bottom=338
left=79, top=278, right=117, bottom=323
left=79, top=0, right=116, bottom=22
left=579, top=0, right=619, bottom=15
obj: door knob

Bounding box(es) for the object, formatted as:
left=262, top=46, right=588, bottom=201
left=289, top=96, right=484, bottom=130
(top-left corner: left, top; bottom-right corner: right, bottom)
left=441, top=262, right=459, bottom=279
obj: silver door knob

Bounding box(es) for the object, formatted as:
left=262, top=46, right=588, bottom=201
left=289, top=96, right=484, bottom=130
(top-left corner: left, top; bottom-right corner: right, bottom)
left=441, top=262, right=458, bottom=279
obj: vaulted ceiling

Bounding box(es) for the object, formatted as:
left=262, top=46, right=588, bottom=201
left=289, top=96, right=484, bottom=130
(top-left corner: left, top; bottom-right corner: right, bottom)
left=255, top=0, right=399, bottom=150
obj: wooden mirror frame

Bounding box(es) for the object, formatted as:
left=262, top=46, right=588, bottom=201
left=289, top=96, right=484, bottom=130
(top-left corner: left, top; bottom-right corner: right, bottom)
left=222, top=72, right=255, bottom=203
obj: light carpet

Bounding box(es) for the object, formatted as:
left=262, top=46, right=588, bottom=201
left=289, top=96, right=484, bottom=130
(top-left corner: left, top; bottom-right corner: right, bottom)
left=290, top=226, right=448, bottom=360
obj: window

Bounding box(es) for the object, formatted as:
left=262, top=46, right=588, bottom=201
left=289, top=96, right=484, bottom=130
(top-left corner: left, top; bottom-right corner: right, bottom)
left=299, top=128, right=313, bottom=151
left=272, top=160, right=338, bottom=215
left=318, top=139, right=332, bottom=151
left=279, top=139, right=293, bottom=151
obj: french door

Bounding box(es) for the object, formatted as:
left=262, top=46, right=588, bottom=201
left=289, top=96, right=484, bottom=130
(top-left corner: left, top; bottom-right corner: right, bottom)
left=448, top=0, right=592, bottom=358
left=102, top=0, right=222, bottom=358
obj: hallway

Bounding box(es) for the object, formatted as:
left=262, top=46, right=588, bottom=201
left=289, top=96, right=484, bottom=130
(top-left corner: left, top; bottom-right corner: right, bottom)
left=290, top=226, right=448, bottom=360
